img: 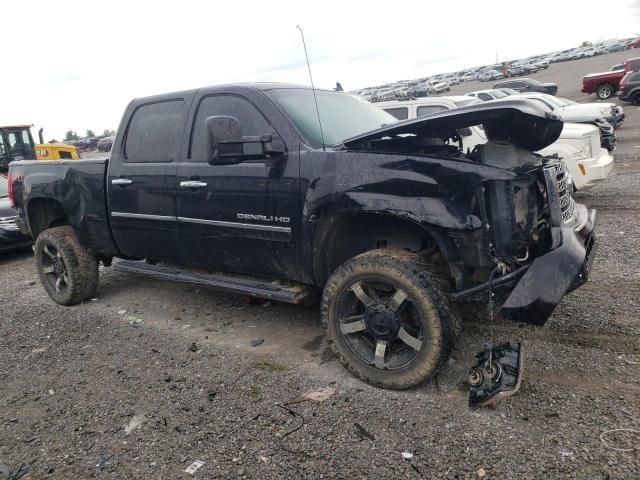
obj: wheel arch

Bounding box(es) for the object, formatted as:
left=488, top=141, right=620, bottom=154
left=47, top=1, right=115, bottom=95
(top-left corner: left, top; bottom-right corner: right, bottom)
left=311, top=211, right=458, bottom=286
left=27, top=197, right=70, bottom=239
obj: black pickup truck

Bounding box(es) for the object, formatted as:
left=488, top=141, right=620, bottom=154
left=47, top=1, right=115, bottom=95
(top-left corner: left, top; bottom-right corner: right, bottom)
left=8, top=84, right=596, bottom=389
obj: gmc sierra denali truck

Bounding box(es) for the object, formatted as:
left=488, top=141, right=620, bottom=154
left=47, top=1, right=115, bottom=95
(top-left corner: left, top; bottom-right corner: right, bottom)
left=8, top=84, right=597, bottom=389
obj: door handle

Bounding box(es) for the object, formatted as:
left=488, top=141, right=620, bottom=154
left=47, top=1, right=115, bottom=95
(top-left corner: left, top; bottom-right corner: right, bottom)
left=179, top=181, right=208, bottom=188
left=111, top=178, right=132, bottom=186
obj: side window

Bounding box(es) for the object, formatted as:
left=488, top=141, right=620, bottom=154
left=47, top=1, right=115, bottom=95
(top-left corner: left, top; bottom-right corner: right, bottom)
left=21, top=131, right=33, bottom=147
left=416, top=105, right=448, bottom=117
left=190, top=95, right=274, bottom=162
left=478, top=93, right=493, bottom=101
left=383, top=107, right=408, bottom=120
left=124, top=100, right=185, bottom=163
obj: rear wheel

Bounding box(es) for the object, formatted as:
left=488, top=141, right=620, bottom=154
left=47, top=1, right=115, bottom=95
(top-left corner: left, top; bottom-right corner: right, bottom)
left=321, top=250, right=460, bottom=390
left=35, top=226, right=98, bottom=305
left=596, top=83, right=615, bottom=100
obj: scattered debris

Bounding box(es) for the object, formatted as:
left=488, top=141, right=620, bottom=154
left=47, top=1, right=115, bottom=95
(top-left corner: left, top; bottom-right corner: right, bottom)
left=254, top=361, right=286, bottom=372
left=354, top=422, right=375, bottom=441
left=91, top=298, right=99, bottom=301
left=96, top=454, right=114, bottom=468
left=117, top=310, right=127, bottom=315
left=401, top=451, right=414, bottom=460
left=184, top=460, right=205, bottom=475
left=188, top=342, right=198, bottom=353
left=47, top=389, right=55, bottom=395
left=258, top=456, right=269, bottom=464
left=124, top=414, right=145, bottom=435
left=128, top=317, right=144, bottom=327
left=477, top=467, right=487, bottom=477
left=600, top=428, right=640, bottom=452
left=207, top=390, right=217, bottom=401
left=250, top=338, right=264, bottom=347
left=26, top=280, right=36, bottom=286
left=285, top=387, right=337, bottom=405
left=554, top=443, right=574, bottom=459
left=468, top=342, right=523, bottom=408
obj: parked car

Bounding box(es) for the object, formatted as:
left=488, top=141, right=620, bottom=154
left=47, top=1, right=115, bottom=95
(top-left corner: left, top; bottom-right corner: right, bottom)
left=518, top=93, right=624, bottom=127
left=618, top=70, right=640, bottom=105
left=97, top=136, right=115, bottom=152
left=581, top=57, right=640, bottom=99
left=0, top=174, right=32, bottom=253
left=466, top=89, right=510, bottom=101
left=518, top=93, right=617, bottom=151
left=8, top=85, right=597, bottom=390
left=377, top=96, right=613, bottom=191
left=426, top=80, right=450, bottom=94
left=478, top=69, right=504, bottom=82
left=494, top=78, right=558, bottom=95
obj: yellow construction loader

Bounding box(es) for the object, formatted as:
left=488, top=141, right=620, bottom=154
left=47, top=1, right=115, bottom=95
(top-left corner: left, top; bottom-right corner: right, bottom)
left=0, top=125, right=79, bottom=172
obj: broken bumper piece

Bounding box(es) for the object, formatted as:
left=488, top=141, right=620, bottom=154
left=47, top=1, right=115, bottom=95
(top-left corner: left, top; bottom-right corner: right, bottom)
left=453, top=207, right=596, bottom=326
left=468, top=342, right=524, bottom=408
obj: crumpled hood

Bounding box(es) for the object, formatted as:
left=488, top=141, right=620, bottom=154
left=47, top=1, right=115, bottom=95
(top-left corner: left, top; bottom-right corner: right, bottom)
left=342, top=98, right=564, bottom=152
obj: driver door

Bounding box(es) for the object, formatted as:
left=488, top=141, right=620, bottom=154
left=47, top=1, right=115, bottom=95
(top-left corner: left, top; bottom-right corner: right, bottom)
left=176, top=94, right=291, bottom=277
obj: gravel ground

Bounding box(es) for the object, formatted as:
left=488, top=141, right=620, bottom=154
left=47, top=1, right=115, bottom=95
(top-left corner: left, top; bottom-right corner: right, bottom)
left=1, top=52, right=639, bottom=479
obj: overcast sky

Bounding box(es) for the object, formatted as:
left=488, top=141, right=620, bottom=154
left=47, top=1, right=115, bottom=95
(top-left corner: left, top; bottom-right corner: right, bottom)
left=2, top=0, right=639, bottom=140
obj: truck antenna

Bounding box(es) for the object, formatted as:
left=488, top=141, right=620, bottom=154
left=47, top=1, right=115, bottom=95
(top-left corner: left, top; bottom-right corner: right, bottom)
left=296, top=25, right=326, bottom=151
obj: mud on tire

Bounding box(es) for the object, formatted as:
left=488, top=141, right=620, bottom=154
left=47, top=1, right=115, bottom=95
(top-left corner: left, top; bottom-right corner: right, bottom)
left=320, top=249, right=460, bottom=390
left=35, top=226, right=99, bottom=305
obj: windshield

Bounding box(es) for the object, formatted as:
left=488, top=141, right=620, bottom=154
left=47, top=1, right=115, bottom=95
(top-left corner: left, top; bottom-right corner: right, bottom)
left=453, top=98, right=480, bottom=107
left=489, top=90, right=508, bottom=99
left=545, top=96, right=575, bottom=107
left=0, top=176, right=8, bottom=198
left=266, top=89, right=397, bottom=148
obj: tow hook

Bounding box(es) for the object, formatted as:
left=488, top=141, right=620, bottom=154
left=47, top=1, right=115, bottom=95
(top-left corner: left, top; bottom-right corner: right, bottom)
left=468, top=342, right=524, bottom=408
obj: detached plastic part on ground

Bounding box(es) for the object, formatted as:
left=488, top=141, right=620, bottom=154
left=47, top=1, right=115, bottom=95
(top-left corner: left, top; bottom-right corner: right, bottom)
left=468, top=342, right=524, bottom=408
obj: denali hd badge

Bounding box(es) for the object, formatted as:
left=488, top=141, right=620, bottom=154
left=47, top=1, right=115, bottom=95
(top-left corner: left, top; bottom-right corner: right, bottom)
left=237, top=213, right=290, bottom=223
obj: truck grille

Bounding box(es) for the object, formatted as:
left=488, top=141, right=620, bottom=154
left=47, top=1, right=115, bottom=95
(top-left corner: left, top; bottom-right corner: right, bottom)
left=0, top=216, right=19, bottom=231
left=543, top=162, right=576, bottom=226
left=554, top=163, right=575, bottom=224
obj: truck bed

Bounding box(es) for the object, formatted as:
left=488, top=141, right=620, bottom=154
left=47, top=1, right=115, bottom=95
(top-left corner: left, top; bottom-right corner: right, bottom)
left=9, top=157, right=120, bottom=256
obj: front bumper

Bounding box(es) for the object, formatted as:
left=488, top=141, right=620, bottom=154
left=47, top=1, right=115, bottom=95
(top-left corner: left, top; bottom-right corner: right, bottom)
left=573, top=149, right=615, bottom=190
left=453, top=206, right=597, bottom=326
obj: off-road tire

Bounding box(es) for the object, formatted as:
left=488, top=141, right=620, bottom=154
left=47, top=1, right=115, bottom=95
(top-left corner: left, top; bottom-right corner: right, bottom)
left=596, top=83, right=615, bottom=100
left=35, top=226, right=98, bottom=305
left=321, top=249, right=460, bottom=389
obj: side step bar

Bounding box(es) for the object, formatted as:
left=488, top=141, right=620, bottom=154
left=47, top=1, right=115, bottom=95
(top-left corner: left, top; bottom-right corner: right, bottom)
left=113, top=260, right=312, bottom=304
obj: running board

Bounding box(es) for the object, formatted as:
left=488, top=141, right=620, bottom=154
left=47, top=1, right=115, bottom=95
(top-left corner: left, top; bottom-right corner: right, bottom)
left=113, top=260, right=312, bottom=304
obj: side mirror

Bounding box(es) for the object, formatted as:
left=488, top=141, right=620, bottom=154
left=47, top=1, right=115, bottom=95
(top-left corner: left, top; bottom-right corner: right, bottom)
left=206, top=116, right=286, bottom=165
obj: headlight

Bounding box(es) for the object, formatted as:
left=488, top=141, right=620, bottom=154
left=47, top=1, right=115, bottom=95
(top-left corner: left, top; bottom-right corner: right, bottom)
left=598, top=107, right=611, bottom=116
left=581, top=136, right=593, bottom=158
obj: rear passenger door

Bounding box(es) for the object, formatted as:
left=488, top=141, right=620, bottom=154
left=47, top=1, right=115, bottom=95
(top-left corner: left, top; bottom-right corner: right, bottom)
left=108, top=98, right=189, bottom=262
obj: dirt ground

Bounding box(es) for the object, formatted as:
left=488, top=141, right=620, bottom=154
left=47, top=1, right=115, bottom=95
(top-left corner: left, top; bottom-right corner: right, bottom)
left=1, top=51, right=639, bottom=479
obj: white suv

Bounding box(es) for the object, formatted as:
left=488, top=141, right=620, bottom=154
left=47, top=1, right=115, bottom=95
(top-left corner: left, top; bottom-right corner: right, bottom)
left=374, top=97, right=613, bottom=190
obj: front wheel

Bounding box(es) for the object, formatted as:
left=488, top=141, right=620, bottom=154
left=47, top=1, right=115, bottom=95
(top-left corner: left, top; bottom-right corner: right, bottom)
left=321, top=250, right=460, bottom=390
left=596, top=83, right=615, bottom=100
left=35, top=226, right=99, bottom=305
left=631, top=92, right=640, bottom=106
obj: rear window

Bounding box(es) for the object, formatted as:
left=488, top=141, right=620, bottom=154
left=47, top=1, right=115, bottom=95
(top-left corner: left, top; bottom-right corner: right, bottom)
left=383, top=107, right=409, bottom=120
left=124, top=100, right=185, bottom=163
left=626, top=72, right=640, bottom=82
left=626, top=58, right=640, bottom=71
left=416, top=105, right=448, bottom=117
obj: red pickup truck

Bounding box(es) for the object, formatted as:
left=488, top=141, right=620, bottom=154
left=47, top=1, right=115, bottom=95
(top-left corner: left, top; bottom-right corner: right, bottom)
left=582, top=57, right=640, bottom=99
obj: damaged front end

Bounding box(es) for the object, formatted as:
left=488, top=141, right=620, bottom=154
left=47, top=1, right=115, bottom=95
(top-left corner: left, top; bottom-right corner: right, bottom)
left=342, top=99, right=597, bottom=326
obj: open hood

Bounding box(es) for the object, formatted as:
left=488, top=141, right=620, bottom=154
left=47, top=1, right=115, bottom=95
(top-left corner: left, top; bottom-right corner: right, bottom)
left=342, top=98, right=564, bottom=152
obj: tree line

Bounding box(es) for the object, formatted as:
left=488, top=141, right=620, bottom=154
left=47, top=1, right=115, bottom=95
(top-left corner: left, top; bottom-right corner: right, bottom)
left=62, top=129, right=116, bottom=142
